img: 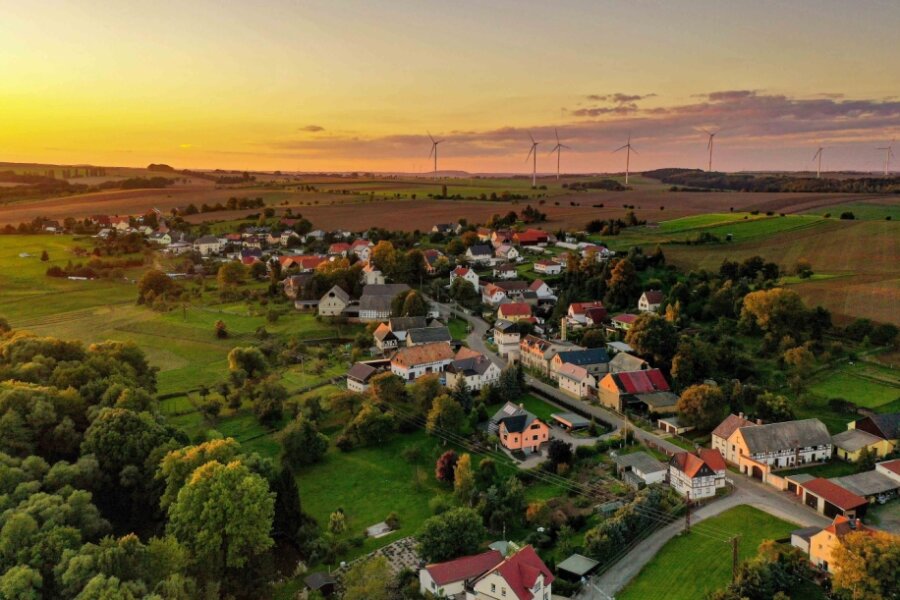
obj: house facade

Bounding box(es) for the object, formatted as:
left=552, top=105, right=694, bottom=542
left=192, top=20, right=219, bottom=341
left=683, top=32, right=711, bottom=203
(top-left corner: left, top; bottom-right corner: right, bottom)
left=451, top=266, right=480, bottom=288
left=556, top=363, right=596, bottom=399
left=808, top=516, right=879, bottom=574
left=390, top=342, right=455, bottom=382
left=727, top=418, right=833, bottom=478
left=444, top=350, right=501, bottom=391
left=490, top=402, right=550, bottom=454
left=638, top=290, right=664, bottom=312
left=497, top=302, right=532, bottom=322
left=493, top=320, right=521, bottom=361
left=318, top=286, right=350, bottom=317
left=669, top=449, right=726, bottom=499
left=711, top=413, right=758, bottom=464
left=533, top=260, right=562, bottom=275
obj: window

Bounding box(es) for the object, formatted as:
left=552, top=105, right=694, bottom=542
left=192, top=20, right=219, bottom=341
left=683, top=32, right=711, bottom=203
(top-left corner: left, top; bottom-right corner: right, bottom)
left=491, top=584, right=496, bottom=593
left=502, top=588, right=507, bottom=597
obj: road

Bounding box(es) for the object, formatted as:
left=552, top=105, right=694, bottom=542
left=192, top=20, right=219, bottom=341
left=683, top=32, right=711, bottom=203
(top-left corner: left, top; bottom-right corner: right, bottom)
left=435, top=298, right=833, bottom=597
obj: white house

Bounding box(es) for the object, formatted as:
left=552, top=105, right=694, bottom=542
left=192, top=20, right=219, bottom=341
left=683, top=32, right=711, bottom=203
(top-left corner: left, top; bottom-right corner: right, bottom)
left=194, top=235, right=222, bottom=256
left=318, top=285, right=351, bottom=317
left=493, top=263, right=518, bottom=280
left=451, top=266, right=480, bottom=288
left=149, top=232, right=172, bottom=246
left=556, top=363, right=597, bottom=399
left=567, top=301, right=605, bottom=325
left=533, top=259, right=562, bottom=275
left=468, top=545, right=553, bottom=600
left=727, top=418, right=833, bottom=475
left=351, top=239, right=373, bottom=261
left=495, top=244, right=520, bottom=262
left=481, top=284, right=507, bottom=306
left=669, top=449, right=727, bottom=499
left=390, top=342, right=455, bottom=382
left=444, top=348, right=501, bottom=391
left=638, top=290, right=665, bottom=313
left=465, top=244, right=494, bottom=265
left=418, top=550, right=504, bottom=599
left=493, top=320, right=521, bottom=361
left=528, top=279, right=555, bottom=300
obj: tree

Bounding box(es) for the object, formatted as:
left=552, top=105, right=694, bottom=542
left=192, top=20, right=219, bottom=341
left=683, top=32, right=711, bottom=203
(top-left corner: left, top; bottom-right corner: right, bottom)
left=546, top=439, right=573, bottom=472
left=755, top=391, right=794, bottom=423
left=400, top=290, right=428, bottom=316
left=227, top=346, right=268, bottom=380
left=137, top=269, right=173, bottom=303
left=625, top=313, right=678, bottom=367
left=252, top=378, right=287, bottom=426
left=581, top=328, right=606, bottom=348
left=832, top=531, right=900, bottom=600
left=167, top=460, right=274, bottom=579
left=794, top=258, right=813, bottom=278
left=217, top=261, right=246, bottom=288
left=279, top=414, right=329, bottom=471
left=328, top=510, right=346, bottom=534
left=343, top=403, right=395, bottom=447
left=215, top=319, right=228, bottom=339
left=449, top=278, right=480, bottom=310
left=369, top=372, right=407, bottom=406
left=671, top=337, right=715, bottom=391
left=676, top=384, right=725, bottom=431
left=343, top=555, right=394, bottom=600
left=418, top=508, right=486, bottom=562
left=453, top=453, right=475, bottom=505
left=371, top=240, right=398, bottom=275
left=40, top=250, right=49, bottom=262
left=426, top=395, right=465, bottom=435
left=856, top=445, right=877, bottom=473
left=435, top=450, right=458, bottom=483
left=157, top=438, right=242, bottom=509
left=604, top=258, right=640, bottom=308
left=741, top=288, right=806, bottom=337
left=783, top=346, right=814, bottom=393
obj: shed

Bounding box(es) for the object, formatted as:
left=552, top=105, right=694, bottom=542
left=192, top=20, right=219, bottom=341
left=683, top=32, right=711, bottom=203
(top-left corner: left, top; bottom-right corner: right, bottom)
left=304, top=572, right=336, bottom=597
left=785, top=472, right=816, bottom=495
left=790, top=526, right=821, bottom=555
left=551, top=412, right=591, bottom=431
left=556, top=553, right=600, bottom=581
left=830, top=471, right=900, bottom=501
left=657, top=416, right=694, bottom=435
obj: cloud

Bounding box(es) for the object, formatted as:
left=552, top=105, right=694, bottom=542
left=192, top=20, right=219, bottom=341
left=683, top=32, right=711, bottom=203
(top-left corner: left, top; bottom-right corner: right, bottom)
left=586, top=92, right=656, bottom=104
left=298, top=125, right=325, bottom=132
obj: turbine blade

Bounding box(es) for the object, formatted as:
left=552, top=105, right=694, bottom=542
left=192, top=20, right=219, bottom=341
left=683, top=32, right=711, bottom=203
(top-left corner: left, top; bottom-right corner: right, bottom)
left=614, top=145, right=627, bottom=153
left=555, top=128, right=560, bottom=144
left=630, top=146, right=639, bottom=155
left=529, top=131, right=535, bottom=144
left=428, top=131, right=435, bottom=143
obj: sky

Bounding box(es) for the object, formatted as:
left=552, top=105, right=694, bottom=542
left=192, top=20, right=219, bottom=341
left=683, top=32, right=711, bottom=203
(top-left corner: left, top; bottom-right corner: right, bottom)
left=1, top=0, right=898, bottom=174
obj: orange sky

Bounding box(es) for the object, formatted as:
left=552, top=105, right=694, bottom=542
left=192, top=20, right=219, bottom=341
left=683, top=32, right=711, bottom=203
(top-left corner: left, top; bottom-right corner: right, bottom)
left=1, top=1, right=898, bottom=173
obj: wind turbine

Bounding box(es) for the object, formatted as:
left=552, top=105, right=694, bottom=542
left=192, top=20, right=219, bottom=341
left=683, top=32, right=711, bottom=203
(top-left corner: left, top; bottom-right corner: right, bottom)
left=876, top=139, right=895, bottom=176
left=812, top=146, right=824, bottom=179
left=613, top=134, right=638, bottom=185
left=703, top=129, right=718, bottom=172
left=548, top=129, right=570, bottom=181
left=526, top=132, right=540, bottom=187
left=427, top=132, right=443, bottom=180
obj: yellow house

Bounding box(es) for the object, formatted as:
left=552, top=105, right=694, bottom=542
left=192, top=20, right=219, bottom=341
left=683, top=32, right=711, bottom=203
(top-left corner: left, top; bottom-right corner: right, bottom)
left=832, top=428, right=895, bottom=462
left=809, top=516, right=877, bottom=573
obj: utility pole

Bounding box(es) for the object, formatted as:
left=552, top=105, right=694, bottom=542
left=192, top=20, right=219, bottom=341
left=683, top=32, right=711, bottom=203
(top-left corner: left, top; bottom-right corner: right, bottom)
left=685, top=491, right=691, bottom=533
left=731, top=536, right=740, bottom=583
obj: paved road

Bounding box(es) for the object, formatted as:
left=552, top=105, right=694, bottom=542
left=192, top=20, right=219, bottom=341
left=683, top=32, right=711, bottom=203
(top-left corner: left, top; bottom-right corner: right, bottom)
left=585, top=475, right=831, bottom=598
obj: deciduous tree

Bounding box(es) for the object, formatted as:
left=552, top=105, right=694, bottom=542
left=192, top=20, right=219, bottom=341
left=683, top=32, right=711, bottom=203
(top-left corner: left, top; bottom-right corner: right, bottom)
left=676, top=383, right=725, bottom=431
left=418, top=508, right=486, bottom=562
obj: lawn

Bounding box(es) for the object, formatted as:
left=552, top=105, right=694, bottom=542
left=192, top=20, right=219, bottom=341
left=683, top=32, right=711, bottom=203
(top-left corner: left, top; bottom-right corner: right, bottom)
left=618, top=506, right=805, bottom=600
left=448, top=317, right=470, bottom=341
left=808, top=362, right=900, bottom=410
left=780, top=460, right=859, bottom=479
left=804, top=201, right=900, bottom=221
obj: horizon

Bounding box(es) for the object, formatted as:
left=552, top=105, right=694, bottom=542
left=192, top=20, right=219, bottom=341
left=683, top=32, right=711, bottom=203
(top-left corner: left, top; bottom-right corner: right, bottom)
left=1, top=1, right=898, bottom=173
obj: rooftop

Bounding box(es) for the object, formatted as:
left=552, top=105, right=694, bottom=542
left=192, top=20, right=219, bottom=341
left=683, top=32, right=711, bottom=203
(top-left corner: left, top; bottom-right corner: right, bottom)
left=739, top=418, right=831, bottom=455
left=614, top=451, right=667, bottom=475
left=425, top=549, right=504, bottom=586
left=830, top=471, right=900, bottom=497
left=802, top=478, right=868, bottom=510
left=832, top=428, right=886, bottom=453
left=556, top=553, right=600, bottom=577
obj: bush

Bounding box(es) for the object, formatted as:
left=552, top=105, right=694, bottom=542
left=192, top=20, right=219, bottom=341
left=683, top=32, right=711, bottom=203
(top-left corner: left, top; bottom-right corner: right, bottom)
left=575, top=444, right=598, bottom=459
left=335, top=434, right=355, bottom=452
left=428, top=495, right=453, bottom=515
left=385, top=511, right=400, bottom=530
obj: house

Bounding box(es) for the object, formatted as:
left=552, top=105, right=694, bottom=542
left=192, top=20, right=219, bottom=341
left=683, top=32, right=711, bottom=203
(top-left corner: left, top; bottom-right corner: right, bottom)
left=194, top=235, right=222, bottom=256
left=390, top=342, right=455, bottom=382
left=363, top=263, right=386, bottom=285
left=551, top=348, right=611, bottom=379
left=423, top=249, right=445, bottom=274
left=328, top=242, right=351, bottom=257
left=490, top=402, right=550, bottom=454
left=451, top=267, right=480, bottom=288
left=608, top=352, right=649, bottom=373
left=280, top=230, right=300, bottom=246
left=466, top=244, right=494, bottom=264
left=711, top=413, right=758, bottom=464
left=304, top=572, right=336, bottom=598
left=358, top=284, right=410, bottom=322
left=279, top=255, right=328, bottom=272
left=491, top=230, right=512, bottom=248
left=513, top=229, right=549, bottom=246
left=41, top=220, right=62, bottom=232
left=657, top=416, right=694, bottom=435
left=350, top=239, right=372, bottom=261
left=533, top=260, right=562, bottom=275
left=809, top=516, right=881, bottom=573
left=493, top=320, right=521, bottom=361
left=493, top=280, right=530, bottom=301
left=638, top=290, right=664, bottom=313
left=482, top=284, right=508, bottom=306
left=419, top=549, right=504, bottom=598
left=556, top=363, right=597, bottom=399
left=519, top=335, right=577, bottom=376
left=149, top=232, right=172, bottom=245
left=431, top=223, right=461, bottom=235
left=584, top=307, right=607, bottom=327
left=580, top=244, right=612, bottom=261
left=607, top=341, right=634, bottom=354
left=790, top=526, right=822, bottom=556
left=495, top=244, right=520, bottom=262
left=468, top=545, right=553, bottom=600
left=597, top=369, right=677, bottom=413
left=614, top=452, right=667, bottom=488
left=528, top=279, right=555, bottom=300
left=476, top=227, right=492, bottom=242
left=110, top=216, right=131, bottom=231
left=728, top=418, right=833, bottom=479
left=406, top=326, right=452, bottom=347
left=668, top=449, right=727, bottom=499
left=567, top=301, right=606, bottom=325
left=876, top=458, right=900, bottom=483
left=497, top=303, right=532, bottom=322
left=388, top=316, right=428, bottom=342
left=611, top=313, right=639, bottom=331
left=493, top=263, right=518, bottom=280
left=346, top=362, right=384, bottom=392
left=318, top=286, right=351, bottom=317
left=849, top=413, right=900, bottom=443
left=445, top=349, right=501, bottom=391
left=832, top=428, right=894, bottom=462
left=373, top=323, right=399, bottom=351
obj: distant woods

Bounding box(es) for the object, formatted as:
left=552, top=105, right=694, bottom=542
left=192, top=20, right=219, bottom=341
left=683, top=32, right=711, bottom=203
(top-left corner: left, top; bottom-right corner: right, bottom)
left=644, top=168, right=900, bottom=193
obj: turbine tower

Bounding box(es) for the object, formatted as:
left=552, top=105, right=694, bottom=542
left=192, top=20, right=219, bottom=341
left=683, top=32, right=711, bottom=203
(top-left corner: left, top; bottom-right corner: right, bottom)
left=876, top=139, right=895, bottom=176
left=812, top=146, right=824, bottom=179
left=526, top=132, right=540, bottom=187
left=548, top=129, right=570, bottom=181
left=428, top=132, right=443, bottom=180
left=614, top=134, right=638, bottom=185
left=703, top=129, right=718, bottom=172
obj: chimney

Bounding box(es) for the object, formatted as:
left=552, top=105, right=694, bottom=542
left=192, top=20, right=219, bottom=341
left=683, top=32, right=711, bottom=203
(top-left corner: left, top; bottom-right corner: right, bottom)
left=756, top=418, right=763, bottom=425
left=560, top=317, right=567, bottom=342
left=738, top=412, right=744, bottom=419
left=519, top=403, right=524, bottom=409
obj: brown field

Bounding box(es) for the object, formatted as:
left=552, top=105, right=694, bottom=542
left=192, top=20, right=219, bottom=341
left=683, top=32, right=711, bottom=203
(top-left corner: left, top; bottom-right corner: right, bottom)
left=666, top=220, right=900, bottom=325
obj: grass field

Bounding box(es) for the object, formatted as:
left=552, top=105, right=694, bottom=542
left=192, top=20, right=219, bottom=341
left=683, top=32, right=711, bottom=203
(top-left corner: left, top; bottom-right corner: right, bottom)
left=804, top=200, right=900, bottom=221
left=808, top=362, right=900, bottom=409
left=618, top=506, right=807, bottom=600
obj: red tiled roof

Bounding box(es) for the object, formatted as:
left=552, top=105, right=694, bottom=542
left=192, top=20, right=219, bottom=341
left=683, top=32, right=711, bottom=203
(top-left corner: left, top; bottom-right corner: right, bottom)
left=351, top=239, right=371, bottom=248
left=514, top=229, right=549, bottom=244
left=528, top=279, right=547, bottom=291
left=426, top=549, right=504, bottom=586
left=823, top=515, right=876, bottom=538
left=535, top=259, right=559, bottom=267
left=453, top=267, right=471, bottom=276
left=487, top=545, right=554, bottom=600
left=642, top=290, right=664, bottom=304
left=803, top=478, right=868, bottom=510
left=879, top=459, right=900, bottom=476
left=614, top=369, right=669, bottom=394
left=499, top=303, right=532, bottom=317
left=613, top=313, right=639, bottom=324
left=392, top=342, right=455, bottom=368
left=699, top=448, right=726, bottom=472
left=569, top=301, right=604, bottom=315
left=670, top=452, right=714, bottom=479
left=712, top=414, right=757, bottom=440
left=585, top=307, right=608, bottom=323
left=328, top=242, right=351, bottom=253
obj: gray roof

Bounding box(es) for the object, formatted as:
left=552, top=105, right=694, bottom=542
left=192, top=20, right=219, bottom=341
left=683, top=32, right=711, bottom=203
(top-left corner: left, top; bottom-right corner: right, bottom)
left=407, top=326, right=452, bottom=345
left=550, top=412, right=591, bottom=429
left=609, top=353, right=649, bottom=373
left=347, top=362, right=378, bottom=382
left=863, top=413, right=900, bottom=439
left=831, top=471, right=900, bottom=497
left=362, top=283, right=410, bottom=297
left=468, top=244, right=492, bottom=256
left=636, top=391, right=680, bottom=409
left=791, top=526, right=822, bottom=542
left=195, top=235, right=219, bottom=244
left=556, top=348, right=610, bottom=366
left=739, top=418, right=831, bottom=455
left=494, top=319, right=519, bottom=333
left=359, top=294, right=393, bottom=313
left=322, top=285, right=350, bottom=303
left=448, top=354, right=495, bottom=376
left=613, top=451, right=667, bottom=475
left=607, top=341, right=634, bottom=353
left=785, top=473, right=817, bottom=484
left=832, top=429, right=885, bottom=453
left=389, top=316, right=427, bottom=332
left=557, top=554, right=600, bottom=577
left=490, top=401, right=538, bottom=433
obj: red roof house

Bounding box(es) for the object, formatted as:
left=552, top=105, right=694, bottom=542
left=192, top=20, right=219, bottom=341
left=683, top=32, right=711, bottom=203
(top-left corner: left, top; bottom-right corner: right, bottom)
left=498, top=302, right=533, bottom=322
left=513, top=229, right=549, bottom=246
left=423, top=549, right=504, bottom=588
left=802, top=478, right=868, bottom=517
left=474, top=545, right=554, bottom=600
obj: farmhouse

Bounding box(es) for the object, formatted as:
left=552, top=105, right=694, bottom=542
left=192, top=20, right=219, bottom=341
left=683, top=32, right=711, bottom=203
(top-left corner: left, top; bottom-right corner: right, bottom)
left=638, top=290, right=664, bottom=312
left=358, top=284, right=410, bottom=321
left=550, top=347, right=610, bottom=379
left=497, top=302, right=532, bottom=322
left=597, top=369, right=677, bottom=413
left=318, top=286, right=351, bottom=317
left=194, top=235, right=222, bottom=256
left=490, top=402, right=550, bottom=454
left=556, top=363, right=597, bottom=399
left=406, top=326, right=452, bottom=347
left=346, top=362, right=384, bottom=392
left=444, top=349, right=501, bottom=391
left=808, top=516, right=881, bottom=574
left=728, top=418, right=832, bottom=478
left=451, top=266, right=479, bottom=288
left=711, top=413, right=758, bottom=464
left=668, top=449, right=727, bottom=499
left=493, top=320, right=521, bottom=361
left=831, top=428, right=894, bottom=462
left=466, top=244, right=493, bottom=264
left=390, top=342, right=455, bottom=382
left=614, top=451, right=667, bottom=488
left=533, top=259, right=562, bottom=275
left=493, top=263, right=518, bottom=280
left=567, top=301, right=605, bottom=325
left=849, top=413, right=900, bottom=443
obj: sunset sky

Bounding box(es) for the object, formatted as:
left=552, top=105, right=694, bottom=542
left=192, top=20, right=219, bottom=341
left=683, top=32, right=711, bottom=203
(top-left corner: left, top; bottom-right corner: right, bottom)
left=1, top=0, right=898, bottom=173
